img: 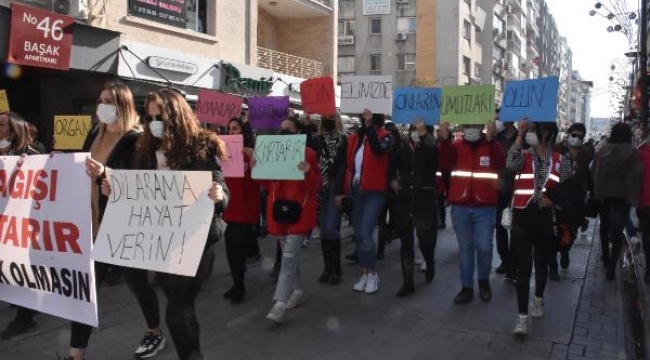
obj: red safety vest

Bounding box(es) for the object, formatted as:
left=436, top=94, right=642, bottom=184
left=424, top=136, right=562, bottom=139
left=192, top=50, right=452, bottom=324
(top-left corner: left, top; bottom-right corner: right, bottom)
left=448, top=140, right=500, bottom=206
left=512, top=151, right=562, bottom=209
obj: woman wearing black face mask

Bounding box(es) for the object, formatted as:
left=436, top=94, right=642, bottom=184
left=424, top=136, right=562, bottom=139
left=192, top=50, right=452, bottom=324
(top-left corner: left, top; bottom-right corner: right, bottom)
left=314, top=115, right=348, bottom=285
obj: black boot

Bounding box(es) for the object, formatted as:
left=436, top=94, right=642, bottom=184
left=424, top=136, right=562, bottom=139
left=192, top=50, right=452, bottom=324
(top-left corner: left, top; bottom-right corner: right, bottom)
left=318, top=240, right=331, bottom=283
left=560, top=250, right=570, bottom=269
left=377, top=226, right=388, bottom=260
left=548, top=258, right=560, bottom=281
left=329, top=240, right=342, bottom=285
left=397, top=250, right=415, bottom=297
left=271, top=241, right=281, bottom=279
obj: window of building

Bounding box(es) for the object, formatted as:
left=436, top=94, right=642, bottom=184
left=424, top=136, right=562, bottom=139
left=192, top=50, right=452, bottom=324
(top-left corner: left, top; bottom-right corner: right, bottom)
left=370, top=54, right=382, bottom=71
left=338, top=0, right=355, bottom=19
left=493, top=46, right=505, bottom=61
left=493, top=15, right=505, bottom=35
left=397, top=54, right=416, bottom=71
left=187, top=0, right=208, bottom=33
left=397, top=17, right=417, bottom=33
left=463, top=20, right=472, bottom=41
left=462, top=56, right=471, bottom=75
left=338, top=56, right=355, bottom=73
left=339, top=20, right=355, bottom=36
left=370, top=18, right=382, bottom=34
left=474, top=63, right=482, bottom=77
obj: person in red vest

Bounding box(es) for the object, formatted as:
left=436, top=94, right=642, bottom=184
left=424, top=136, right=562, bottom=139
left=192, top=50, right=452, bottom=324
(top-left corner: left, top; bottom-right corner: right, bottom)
left=507, top=120, right=571, bottom=336
left=336, top=109, right=393, bottom=295
left=222, top=117, right=260, bottom=304
left=438, top=121, right=505, bottom=305
left=258, top=117, right=322, bottom=323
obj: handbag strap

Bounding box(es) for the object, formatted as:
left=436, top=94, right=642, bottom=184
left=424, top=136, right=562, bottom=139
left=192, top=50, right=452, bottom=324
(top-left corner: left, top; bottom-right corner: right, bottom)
left=272, top=181, right=309, bottom=207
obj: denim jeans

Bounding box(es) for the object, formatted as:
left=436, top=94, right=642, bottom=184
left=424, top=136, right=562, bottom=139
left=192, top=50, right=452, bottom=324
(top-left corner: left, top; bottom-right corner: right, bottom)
left=451, top=205, right=496, bottom=288
left=351, top=185, right=386, bottom=270
left=273, top=235, right=304, bottom=303
left=319, top=186, right=343, bottom=240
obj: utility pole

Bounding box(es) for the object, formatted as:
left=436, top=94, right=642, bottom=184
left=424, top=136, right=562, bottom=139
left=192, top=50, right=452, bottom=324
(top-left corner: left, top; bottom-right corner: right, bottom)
left=640, top=0, right=649, bottom=130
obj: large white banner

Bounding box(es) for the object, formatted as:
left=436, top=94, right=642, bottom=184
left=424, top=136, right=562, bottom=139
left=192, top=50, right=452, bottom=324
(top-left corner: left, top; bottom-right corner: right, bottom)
left=0, top=153, right=97, bottom=327
left=92, top=170, right=214, bottom=277
left=340, top=75, right=393, bottom=115
left=363, top=0, right=391, bottom=15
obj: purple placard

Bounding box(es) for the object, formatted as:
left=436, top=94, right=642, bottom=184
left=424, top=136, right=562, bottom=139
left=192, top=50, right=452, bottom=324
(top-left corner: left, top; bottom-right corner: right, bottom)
left=247, top=96, right=290, bottom=130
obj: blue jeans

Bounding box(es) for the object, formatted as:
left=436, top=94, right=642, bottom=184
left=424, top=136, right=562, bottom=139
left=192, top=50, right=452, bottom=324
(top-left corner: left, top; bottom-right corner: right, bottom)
left=351, top=185, right=386, bottom=270
left=273, top=235, right=304, bottom=303
left=319, top=186, right=343, bottom=240
left=451, top=205, right=496, bottom=288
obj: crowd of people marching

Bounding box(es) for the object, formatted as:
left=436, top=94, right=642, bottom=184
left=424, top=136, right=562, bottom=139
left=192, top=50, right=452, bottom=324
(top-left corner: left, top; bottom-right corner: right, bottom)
left=0, top=80, right=649, bottom=360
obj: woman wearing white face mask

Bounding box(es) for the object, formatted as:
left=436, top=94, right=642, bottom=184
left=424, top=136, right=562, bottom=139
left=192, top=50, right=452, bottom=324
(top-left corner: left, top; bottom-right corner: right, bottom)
left=62, top=81, right=143, bottom=360
left=507, top=119, right=572, bottom=336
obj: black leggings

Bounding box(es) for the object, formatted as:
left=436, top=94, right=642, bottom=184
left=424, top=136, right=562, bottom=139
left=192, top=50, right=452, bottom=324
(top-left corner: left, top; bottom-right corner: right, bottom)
left=512, top=203, right=554, bottom=314
left=495, top=191, right=513, bottom=268
left=70, top=263, right=159, bottom=348
left=225, top=223, right=255, bottom=289
left=158, top=245, right=215, bottom=360
left=638, top=207, right=650, bottom=271
left=599, top=198, right=630, bottom=267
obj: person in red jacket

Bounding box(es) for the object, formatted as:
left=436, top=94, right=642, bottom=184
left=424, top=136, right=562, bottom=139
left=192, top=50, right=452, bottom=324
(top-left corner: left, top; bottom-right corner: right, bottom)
left=259, top=117, right=322, bottom=323
left=438, top=121, right=505, bottom=305
left=222, top=117, right=261, bottom=304
left=638, top=133, right=650, bottom=282
left=336, top=109, right=393, bottom=295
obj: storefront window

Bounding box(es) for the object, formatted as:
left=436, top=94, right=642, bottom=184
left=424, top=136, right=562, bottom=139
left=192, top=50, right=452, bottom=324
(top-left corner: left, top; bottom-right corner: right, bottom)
left=186, top=0, right=208, bottom=34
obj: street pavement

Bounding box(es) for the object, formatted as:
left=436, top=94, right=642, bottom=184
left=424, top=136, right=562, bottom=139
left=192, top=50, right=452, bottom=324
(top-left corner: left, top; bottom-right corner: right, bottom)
left=0, top=211, right=628, bottom=360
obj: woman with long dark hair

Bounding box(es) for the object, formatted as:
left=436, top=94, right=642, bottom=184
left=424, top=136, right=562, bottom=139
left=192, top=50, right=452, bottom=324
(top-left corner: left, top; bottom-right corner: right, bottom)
left=222, top=116, right=260, bottom=304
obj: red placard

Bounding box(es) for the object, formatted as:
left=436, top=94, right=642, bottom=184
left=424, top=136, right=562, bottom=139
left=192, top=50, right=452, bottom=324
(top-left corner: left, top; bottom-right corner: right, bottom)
left=195, top=89, right=244, bottom=126
left=7, top=3, right=74, bottom=71
left=301, top=77, right=336, bottom=116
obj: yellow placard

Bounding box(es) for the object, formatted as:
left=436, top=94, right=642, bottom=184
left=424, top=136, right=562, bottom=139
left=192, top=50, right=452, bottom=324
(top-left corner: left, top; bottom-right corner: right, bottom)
left=53, top=115, right=92, bottom=150
left=0, top=90, right=9, bottom=113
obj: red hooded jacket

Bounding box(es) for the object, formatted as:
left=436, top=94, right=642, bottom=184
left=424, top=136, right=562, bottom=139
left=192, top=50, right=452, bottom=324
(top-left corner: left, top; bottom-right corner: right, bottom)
left=223, top=154, right=260, bottom=224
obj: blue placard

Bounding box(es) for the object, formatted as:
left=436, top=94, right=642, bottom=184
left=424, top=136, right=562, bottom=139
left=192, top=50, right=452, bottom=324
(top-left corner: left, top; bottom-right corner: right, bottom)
left=391, top=87, right=442, bottom=125
left=499, top=77, right=559, bottom=123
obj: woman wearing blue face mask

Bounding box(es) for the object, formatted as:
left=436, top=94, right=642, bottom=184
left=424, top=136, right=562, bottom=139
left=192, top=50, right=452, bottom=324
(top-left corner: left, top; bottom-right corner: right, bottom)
left=507, top=120, right=572, bottom=336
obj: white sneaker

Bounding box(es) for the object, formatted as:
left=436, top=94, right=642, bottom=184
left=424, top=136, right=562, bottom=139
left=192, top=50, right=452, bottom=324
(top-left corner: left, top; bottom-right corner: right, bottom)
left=266, top=302, right=286, bottom=323
left=353, top=275, right=368, bottom=292
left=531, top=296, right=545, bottom=318
left=286, top=290, right=304, bottom=309
left=420, top=262, right=427, bottom=273
left=364, top=273, right=379, bottom=294
left=513, top=314, right=530, bottom=335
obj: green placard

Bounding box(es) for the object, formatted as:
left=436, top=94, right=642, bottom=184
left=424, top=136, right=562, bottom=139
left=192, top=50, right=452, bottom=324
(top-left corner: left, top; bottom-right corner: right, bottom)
left=251, top=134, right=307, bottom=180
left=440, top=85, right=495, bottom=125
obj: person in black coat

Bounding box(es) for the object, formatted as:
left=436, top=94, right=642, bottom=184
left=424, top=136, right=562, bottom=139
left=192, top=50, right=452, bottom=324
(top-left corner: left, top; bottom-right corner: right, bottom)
left=389, top=119, right=439, bottom=297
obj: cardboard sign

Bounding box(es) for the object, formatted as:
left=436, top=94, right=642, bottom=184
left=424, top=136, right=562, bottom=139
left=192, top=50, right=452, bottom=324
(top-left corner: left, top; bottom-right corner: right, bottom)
left=8, top=3, right=74, bottom=70
left=440, top=85, right=495, bottom=125
left=247, top=96, right=290, bottom=130
left=392, top=87, right=442, bottom=125
left=0, top=153, right=97, bottom=326
left=301, top=77, right=336, bottom=116
left=92, top=170, right=215, bottom=277
left=53, top=115, right=92, bottom=150
left=220, top=134, right=244, bottom=178
left=251, top=135, right=306, bottom=180
left=0, top=90, right=9, bottom=112
left=499, top=77, right=560, bottom=123
left=195, top=89, right=243, bottom=126
left=340, top=75, right=393, bottom=115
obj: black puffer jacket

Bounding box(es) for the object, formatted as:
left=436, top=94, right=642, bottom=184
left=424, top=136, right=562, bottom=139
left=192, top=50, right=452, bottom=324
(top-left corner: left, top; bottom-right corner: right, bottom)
left=389, top=133, right=439, bottom=228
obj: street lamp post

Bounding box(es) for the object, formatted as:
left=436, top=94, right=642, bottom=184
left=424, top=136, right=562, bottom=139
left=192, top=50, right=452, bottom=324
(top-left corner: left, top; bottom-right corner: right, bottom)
left=641, top=0, right=649, bottom=131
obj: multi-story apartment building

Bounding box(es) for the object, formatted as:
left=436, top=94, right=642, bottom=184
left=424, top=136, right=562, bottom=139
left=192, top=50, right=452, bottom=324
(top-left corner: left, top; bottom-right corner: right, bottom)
left=436, top=0, right=488, bottom=86
left=505, top=0, right=525, bottom=80
left=337, top=0, right=437, bottom=88
left=522, top=0, right=539, bottom=79
left=536, top=0, right=561, bottom=78
left=0, top=0, right=338, bottom=148
left=557, top=37, right=573, bottom=127
left=478, top=0, right=507, bottom=103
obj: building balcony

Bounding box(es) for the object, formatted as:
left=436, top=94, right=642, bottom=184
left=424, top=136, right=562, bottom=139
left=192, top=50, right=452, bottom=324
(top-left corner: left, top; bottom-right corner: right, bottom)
left=526, top=18, right=539, bottom=37
left=258, top=47, right=328, bottom=78
left=507, top=0, right=522, bottom=12
left=338, top=35, right=354, bottom=46
left=259, top=0, right=333, bottom=19
left=527, top=40, right=539, bottom=57
left=527, top=0, right=540, bottom=13
left=507, top=14, right=522, bottom=31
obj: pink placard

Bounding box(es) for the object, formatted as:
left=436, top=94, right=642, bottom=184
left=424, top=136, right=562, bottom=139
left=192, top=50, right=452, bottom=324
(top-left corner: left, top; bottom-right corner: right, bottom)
left=220, top=134, right=244, bottom=178
left=196, top=89, right=243, bottom=126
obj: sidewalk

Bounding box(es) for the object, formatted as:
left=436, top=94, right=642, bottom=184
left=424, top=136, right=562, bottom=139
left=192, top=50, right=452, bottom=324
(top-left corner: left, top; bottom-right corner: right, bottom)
left=0, top=214, right=629, bottom=360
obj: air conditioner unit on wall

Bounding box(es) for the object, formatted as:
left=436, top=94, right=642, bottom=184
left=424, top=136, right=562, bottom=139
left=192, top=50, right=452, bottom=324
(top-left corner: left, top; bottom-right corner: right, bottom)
left=396, top=32, right=408, bottom=41
left=53, top=0, right=89, bottom=20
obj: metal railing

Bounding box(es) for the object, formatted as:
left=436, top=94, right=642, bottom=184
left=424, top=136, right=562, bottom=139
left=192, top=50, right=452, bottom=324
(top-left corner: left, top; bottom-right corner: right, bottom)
left=257, top=47, right=328, bottom=79
left=309, top=0, right=332, bottom=8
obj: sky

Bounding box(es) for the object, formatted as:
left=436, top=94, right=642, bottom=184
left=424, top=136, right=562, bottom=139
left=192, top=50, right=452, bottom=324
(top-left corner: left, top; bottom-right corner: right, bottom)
left=544, top=0, right=639, bottom=118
